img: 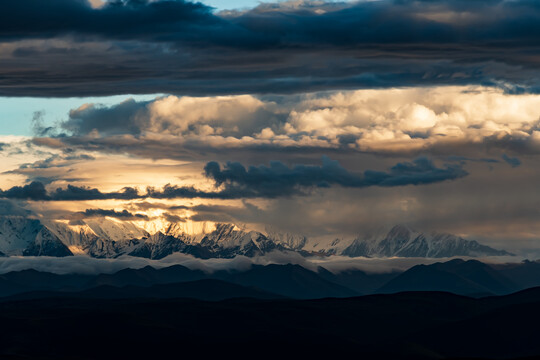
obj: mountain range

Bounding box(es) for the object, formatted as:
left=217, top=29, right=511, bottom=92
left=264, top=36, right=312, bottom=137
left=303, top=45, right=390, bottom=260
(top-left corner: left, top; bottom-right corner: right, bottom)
left=1, top=259, right=539, bottom=300
left=0, top=215, right=512, bottom=259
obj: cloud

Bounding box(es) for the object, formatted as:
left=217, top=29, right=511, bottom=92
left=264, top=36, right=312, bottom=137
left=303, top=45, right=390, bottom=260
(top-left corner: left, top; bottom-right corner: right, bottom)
left=186, top=202, right=266, bottom=223
left=0, top=0, right=214, bottom=40
left=162, top=212, right=186, bottom=223
left=0, top=252, right=525, bottom=276
left=2, top=0, right=540, bottom=95
left=49, top=184, right=141, bottom=201
left=64, top=99, right=151, bottom=136
left=0, top=156, right=467, bottom=201
left=0, top=182, right=140, bottom=201
left=0, top=199, right=32, bottom=217
left=35, top=87, right=540, bottom=159
left=203, top=156, right=467, bottom=197
left=72, top=208, right=150, bottom=221
left=0, top=181, right=49, bottom=200
left=31, top=111, right=56, bottom=137
left=502, top=154, right=522, bottom=168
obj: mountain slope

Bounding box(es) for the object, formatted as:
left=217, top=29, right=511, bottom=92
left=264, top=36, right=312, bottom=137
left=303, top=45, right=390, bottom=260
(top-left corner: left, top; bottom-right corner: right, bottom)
left=0, top=217, right=72, bottom=257
left=493, top=260, right=540, bottom=289
left=317, top=267, right=400, bottom=295
left=379, top=259, right=517, bottom=296
left=6, top=279, right=282, bottom=302
left=216, top=264, right=358, bottom=299
left=87, top=265, right=207, bottom=288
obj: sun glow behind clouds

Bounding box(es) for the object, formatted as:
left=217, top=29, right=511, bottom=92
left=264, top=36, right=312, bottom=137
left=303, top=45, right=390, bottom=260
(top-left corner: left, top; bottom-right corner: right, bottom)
left=2, top=85, right=540, bottom=249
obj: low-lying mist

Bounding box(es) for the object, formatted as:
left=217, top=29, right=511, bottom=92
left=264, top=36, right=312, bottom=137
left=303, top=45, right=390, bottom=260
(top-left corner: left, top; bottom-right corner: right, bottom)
left=0, top=251, right=524, bottom=275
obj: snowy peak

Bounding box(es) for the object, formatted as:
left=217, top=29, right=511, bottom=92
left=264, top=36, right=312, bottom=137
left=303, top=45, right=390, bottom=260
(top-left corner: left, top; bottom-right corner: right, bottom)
left=266, top=226, right=307, bottom=250
left=0, top=216, right=72, bottom=257
left=200, top=223, right=274, bottom=255
left=44, top=220, right=98, bottom=245
left=135, top=219, right=216, bottom=241
left=165, top=221, right=216, bottom=239
left=0, top=216, right=512, bottom=260
left=378, top=224, right=419, bottom=256
left=84, top=217, right=149, bottom=242
left=342, top=224, right=512, bottom=258
left=0, top=216, right=42, bottom=255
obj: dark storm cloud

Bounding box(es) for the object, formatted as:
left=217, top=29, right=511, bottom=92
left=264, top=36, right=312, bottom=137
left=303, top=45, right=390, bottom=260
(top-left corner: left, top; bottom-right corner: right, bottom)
left=202, top=156, right=468, bottom=197
left=0, top=182, right=143, bottom=201
left=75, top=208, right=149, bottom=221
left=0, top=157, right=467, bottom=201
left=50, top=184, right=141, bottom=201
left=0, top=0, right=215, bottom=40
left=2, top=0, right=540, bottom=96
left=0, top=182, right=50, bottom=201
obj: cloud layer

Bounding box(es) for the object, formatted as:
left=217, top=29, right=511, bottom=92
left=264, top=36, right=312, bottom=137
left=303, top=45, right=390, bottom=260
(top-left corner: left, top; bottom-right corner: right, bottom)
left=0, top=252, right=523, bottom=275
left=34, top=87, right=540, bottom=159
left=0, top=156, right=467, bottom=200
left=2, top=0, right=540, bottom=96
left=2, top=1, right=540, bottom=252
left=2, top=86, right=539, bottom=247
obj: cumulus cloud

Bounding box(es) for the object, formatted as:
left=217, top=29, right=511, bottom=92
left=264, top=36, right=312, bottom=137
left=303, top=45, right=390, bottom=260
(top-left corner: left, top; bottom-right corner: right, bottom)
left=34, top=87, right=540, bottom=159
left=2, top=0, right=540, bottom=95
left=64, top=99, right=151, bottom=136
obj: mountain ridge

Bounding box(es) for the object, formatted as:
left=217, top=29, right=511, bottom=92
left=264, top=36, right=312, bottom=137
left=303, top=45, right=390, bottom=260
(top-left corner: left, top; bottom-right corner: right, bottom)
left=0, top=215, right=512, bottom=259
left=0, top=259, right=539, bottom=300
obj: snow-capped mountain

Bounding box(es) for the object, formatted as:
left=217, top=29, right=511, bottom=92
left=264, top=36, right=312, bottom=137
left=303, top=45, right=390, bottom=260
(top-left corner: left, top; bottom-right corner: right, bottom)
left=134, top=219, right=216, bottom=241
left=0, top=216, right=512, bottom=259
left=0, top=216, right=72, bottom=257
left=266, top=226, right=307, bottom=250
left=341, top=224, right=511, bottom=257
left=200, top=223, right=282, bottom=258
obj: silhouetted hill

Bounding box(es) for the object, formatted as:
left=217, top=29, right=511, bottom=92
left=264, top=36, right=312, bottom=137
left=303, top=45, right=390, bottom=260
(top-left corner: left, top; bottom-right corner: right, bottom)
left=0, top=259, right=539, bottom=301
left=87, top=264, right=207, bottom=288
left=494, top=260, right=540, bottom=289
left=317, top=266, right=400, bottom=294
left=0, top=269, right=92, bottom=296
left=379, top=259, right=517, bottom=296
left=0, top=289, right=539, bottom=359
left=215, top=263, right=358, bottom=298
left=0, top=263, right=358, bottom=300
left=5, top=279, right=282, bottom=302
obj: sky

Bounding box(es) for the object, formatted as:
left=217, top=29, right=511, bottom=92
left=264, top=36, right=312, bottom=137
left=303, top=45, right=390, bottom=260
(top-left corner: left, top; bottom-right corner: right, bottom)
left=1, top=0, right=540, bottom=256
